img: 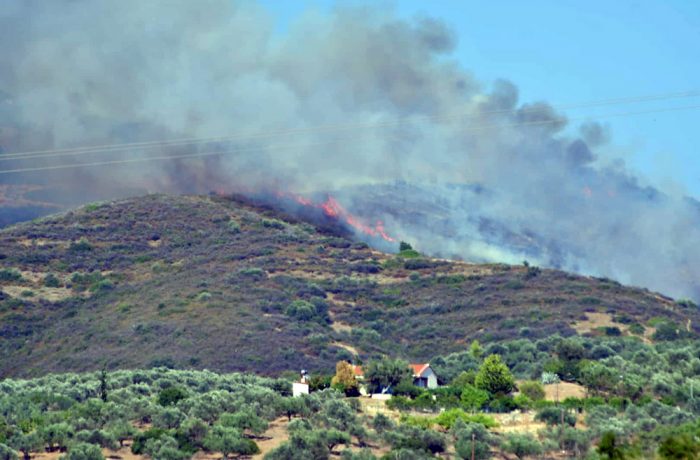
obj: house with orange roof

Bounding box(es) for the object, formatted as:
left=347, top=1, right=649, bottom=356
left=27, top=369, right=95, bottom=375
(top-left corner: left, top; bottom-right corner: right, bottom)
left=410, top=363, right=438, bottom=389
left=351, top=363, right=439, bottom=390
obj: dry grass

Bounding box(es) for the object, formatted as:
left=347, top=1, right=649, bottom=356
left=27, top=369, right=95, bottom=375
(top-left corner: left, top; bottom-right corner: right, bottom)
left=571, top=312, right=617, bottom=335
left=492, top=411, right=546, bottom=435
left=572, top=311, right=656, bottom=343
left=544, top=382, right=587, bottom=402
left=331, top=341, right=360, bottom=356
left=1, top=285, right=75, bottom=302
left=251, top=417, right=290, bottom=459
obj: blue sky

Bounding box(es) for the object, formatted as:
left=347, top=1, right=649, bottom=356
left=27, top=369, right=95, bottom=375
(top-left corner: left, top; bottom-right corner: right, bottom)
left=258, top=0, right=700, bottom=198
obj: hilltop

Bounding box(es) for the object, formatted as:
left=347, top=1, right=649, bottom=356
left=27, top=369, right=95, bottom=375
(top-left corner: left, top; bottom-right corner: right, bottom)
left=0, top=193, right=697, bottom=378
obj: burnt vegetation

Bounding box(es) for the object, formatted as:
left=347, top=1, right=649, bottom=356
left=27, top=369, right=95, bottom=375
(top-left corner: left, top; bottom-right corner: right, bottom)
left=0, top=193, right=697, bottom=378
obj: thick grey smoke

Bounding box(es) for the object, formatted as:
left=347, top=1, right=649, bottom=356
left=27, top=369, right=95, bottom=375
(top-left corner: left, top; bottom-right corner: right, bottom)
left=1, top=0, right=698, bottom=300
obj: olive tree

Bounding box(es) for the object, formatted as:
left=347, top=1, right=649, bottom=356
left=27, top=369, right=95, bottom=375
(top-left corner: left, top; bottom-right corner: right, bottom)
left=0, top=443, right=18, bottom=460
left=501, top=433, right=543, bottom=460
left=58, top=442, right=104, bottom=460
left=203, top=426, right=258, bottom=459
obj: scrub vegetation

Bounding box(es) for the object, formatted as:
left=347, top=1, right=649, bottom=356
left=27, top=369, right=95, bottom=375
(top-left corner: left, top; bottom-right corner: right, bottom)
left=0, top=194, right=697, bottom=378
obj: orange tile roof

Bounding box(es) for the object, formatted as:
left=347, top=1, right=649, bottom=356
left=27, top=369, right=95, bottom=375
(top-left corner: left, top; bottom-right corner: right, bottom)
left=351, top=363, right=431, bottom=378
left=411, top=363, right=430, bottom=377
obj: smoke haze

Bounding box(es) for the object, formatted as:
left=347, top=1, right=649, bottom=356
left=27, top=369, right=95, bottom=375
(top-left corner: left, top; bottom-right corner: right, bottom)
left=1, top=0, right=698, bottom=300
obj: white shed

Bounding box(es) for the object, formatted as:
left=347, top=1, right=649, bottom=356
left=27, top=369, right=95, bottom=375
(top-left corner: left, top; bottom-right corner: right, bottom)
left=411, top=363, right=438, bottom=389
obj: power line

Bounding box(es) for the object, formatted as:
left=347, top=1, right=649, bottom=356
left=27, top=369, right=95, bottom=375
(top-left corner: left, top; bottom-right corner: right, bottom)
left=0, top=90, right=697, bottom=162
left=1, top=103, right=698, bottom=175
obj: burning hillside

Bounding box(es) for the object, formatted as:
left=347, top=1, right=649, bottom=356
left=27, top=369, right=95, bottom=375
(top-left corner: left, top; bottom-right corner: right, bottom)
left=1, top=1, right=699, bottom=301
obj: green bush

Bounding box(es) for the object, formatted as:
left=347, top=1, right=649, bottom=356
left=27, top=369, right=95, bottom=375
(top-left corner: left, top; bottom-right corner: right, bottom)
left=59, top=442, right=104, bottom=460
left=460, top=384, right=489, bottom=412
left=535, top=406, right=576, bottom=426
left=0, top=443, right=18, bottom=460
left=43, top=273, right=62, bottom=288
left=285, top=300, right=319, bottom=321
left=518, top=380, right=546, bottom=401
left=0, top=269, right=22, bottom=282
left=502, top=433, right=543, bottom=460
left=433, top=409, right=497, bottom=429
left=69, top=238, right=93, bottom=252
left=158, top=387, right=188, bottom=406
left=131, top=428, right=167, bottom=455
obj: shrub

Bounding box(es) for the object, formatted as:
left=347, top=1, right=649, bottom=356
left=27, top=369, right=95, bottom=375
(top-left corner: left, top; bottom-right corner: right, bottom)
left=433, top=409, right=497, bottom=429
left=69, top=238, right=93, bottom=252
left=285, top=300, right=318, bottom=321
left=227, top=220, right=241, bottom=233
left=261, top=218, right=285, bottom=229
left=403, top=259, right=433, bottom=270
left=460, top=384, right=489, bottom=412
left=653, top=322, right=684, bottom=341
left=676, top=299, right=698, bottom=309
left=43, top=273, right=62, bottom=288
left=502, top=433, right=543, bottom=460
left=518, top=380, right=545, bottom=401
left=0, top=444, right=18, bottom=460
left=59, top=442, right=104, bottom=460
left=392, top=380, right=423, bottom=399
left=658, top=433, right=700, bottom=460
left=0, top=269, right=22, bottom=282
left=399, top=241, right=413, bottom=252
left=385, top=425, right=446, bottom=455
left=597, top=431, right=625, bottom=460
left=453, top=421, right=494, bottom=460
left=204, top=426, right=259, bottom=459
left=158, top=387, right=188, bottom=406
left=132, top=428, right=167, bottom=455
left=535, top=406, right=576, bottom=426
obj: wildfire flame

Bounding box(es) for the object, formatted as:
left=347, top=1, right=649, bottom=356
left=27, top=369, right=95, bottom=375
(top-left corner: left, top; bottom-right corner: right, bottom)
left=278, top=191, right=396, bottom=242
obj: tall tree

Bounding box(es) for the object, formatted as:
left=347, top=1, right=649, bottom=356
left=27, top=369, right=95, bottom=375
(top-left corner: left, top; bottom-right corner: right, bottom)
left=331, top=361, right=359, bottom=396
left=474, top=354, right=515, bottom=395
left=364, top=359, right=412, bottom=394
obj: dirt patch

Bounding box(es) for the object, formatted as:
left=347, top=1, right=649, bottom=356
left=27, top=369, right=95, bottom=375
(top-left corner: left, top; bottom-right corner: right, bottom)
left=572, top=312, right=617, bottom=335
left=252, top=417, right=289, bottom=459
left=272, top=269, right=333, bottom=281
left=330, top=320, right=353, bottom=334
left=332, top=341, right=359, bottom=356
left=327, top=293, right=356, bottom=307
left=2, top=285, right=75, bottom=302
left=544, top=382, right=587, bottom=402
left=18, top=238, right=70, bottom=248
left=492, top=411, right=546, bottom=435
left=572, top=311, right=655, bottom=343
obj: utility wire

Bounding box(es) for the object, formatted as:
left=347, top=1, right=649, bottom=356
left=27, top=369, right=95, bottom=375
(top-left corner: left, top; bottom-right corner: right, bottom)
left=0, top=90, right=698, bottom=162
left=1, top=103, right=698, bottom=175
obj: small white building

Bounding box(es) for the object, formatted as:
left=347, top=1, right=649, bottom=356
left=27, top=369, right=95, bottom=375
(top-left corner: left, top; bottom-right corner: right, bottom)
left=292, top=369, right=310, bottom=397
left=411, top=363, right=439, bottom=389
left=292, top=382, right=309, bottom=397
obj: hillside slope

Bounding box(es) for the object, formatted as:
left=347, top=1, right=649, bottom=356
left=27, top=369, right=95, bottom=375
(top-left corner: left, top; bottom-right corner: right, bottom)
left=0, top=194, right=696, bottom=377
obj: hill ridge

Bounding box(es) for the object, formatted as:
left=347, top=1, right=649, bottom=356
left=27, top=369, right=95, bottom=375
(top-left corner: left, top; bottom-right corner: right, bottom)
left=0, top=193, right=696, bottom=378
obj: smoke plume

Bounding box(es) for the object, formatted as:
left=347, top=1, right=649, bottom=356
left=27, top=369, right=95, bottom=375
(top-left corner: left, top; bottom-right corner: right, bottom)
left=1, top=0, right=698, bottom=300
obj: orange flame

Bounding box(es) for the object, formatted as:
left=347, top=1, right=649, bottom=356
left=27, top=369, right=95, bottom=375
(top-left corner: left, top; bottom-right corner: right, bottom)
left=279, top=191, right=396, bottom=242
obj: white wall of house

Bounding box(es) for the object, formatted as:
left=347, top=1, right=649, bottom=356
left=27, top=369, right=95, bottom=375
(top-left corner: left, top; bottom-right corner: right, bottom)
left=414, top=367, right=438, bottom=389
left=292, top=382, right=309, bottom=397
